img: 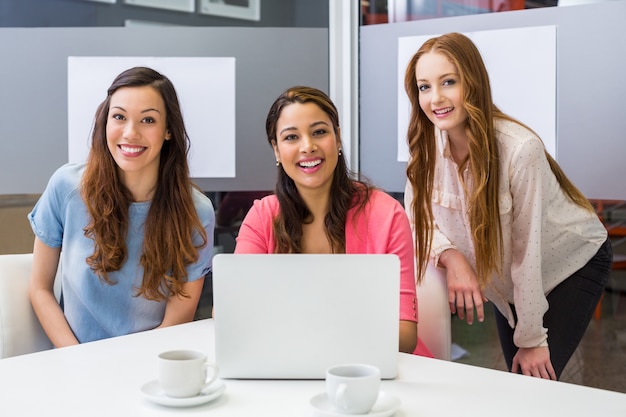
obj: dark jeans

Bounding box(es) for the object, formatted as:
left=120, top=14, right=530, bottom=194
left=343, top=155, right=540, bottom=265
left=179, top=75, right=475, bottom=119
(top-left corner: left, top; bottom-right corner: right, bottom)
left=494, top=238, right=613, bottom=380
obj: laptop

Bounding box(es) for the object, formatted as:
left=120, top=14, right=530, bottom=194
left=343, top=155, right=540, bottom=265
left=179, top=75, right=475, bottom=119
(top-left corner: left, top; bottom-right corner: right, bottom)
left=211, top=253, right=400, bottom=379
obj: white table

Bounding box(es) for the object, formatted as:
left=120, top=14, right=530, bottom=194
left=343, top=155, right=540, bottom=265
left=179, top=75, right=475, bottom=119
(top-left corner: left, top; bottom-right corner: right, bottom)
left=0, top=319, right=624, bottom=416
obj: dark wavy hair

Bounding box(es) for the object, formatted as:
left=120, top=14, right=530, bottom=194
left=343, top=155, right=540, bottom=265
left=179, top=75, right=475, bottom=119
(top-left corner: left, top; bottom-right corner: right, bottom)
left=404, top=33, right=593, bottom=285
left=265, top=86, right=371, bottom=253
left=81, top=66, right=207, bottom=301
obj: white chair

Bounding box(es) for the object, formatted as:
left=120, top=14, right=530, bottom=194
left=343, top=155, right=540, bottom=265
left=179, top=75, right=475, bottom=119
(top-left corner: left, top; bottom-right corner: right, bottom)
left=404, top=180, right=452, bottom=360
left=416, top=262, right=452, bottom=361
left=0, top=253, right=61, bottom=359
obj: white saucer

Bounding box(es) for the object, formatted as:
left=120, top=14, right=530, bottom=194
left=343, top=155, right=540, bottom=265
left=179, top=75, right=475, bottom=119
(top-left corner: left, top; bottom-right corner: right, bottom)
left=310, top=391, right=401, bottom=417
left=140, top=379, right=226, bottom=408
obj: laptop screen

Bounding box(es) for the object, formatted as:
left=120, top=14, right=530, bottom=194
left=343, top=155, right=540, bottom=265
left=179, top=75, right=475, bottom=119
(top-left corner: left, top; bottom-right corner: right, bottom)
left=212, top=253, right=400, bottom=379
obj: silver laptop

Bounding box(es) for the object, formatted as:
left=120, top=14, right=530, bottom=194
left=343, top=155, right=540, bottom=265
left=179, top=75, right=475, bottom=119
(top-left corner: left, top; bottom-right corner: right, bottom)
left=212, top=253, right=400, bottom=379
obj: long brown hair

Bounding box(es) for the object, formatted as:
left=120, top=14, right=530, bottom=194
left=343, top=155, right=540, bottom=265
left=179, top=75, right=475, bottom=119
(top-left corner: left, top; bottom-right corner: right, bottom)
left=404, top=33, right=593, bottom=286
left=81, top=66, right=207, bottom=301
left=265, top=86, right=370, bottom=253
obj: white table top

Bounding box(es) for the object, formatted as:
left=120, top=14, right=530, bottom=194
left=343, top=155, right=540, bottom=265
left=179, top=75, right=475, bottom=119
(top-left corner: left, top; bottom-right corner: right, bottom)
left=0, top=319, right=624, bottom=416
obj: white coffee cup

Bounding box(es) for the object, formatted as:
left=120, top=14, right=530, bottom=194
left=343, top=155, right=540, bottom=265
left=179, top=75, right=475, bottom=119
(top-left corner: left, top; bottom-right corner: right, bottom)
left=326, top=363, right=381, bottom=414
left=158, top=350, right=219, bottom=398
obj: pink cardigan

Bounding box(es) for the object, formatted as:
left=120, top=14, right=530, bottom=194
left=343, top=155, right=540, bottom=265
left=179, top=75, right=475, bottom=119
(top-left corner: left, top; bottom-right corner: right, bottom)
left=234, top=190, right=433, bottom=358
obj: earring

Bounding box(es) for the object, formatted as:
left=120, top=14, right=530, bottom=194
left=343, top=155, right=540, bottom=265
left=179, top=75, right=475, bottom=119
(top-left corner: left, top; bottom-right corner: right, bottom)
left=276, top=160, right=281, bottom=166
left=338, top=148, right=342, bottom=156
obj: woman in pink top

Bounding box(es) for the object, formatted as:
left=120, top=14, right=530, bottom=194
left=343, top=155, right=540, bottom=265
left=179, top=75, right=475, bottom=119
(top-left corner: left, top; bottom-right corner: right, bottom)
left=235, top=86, right=432, bottom=357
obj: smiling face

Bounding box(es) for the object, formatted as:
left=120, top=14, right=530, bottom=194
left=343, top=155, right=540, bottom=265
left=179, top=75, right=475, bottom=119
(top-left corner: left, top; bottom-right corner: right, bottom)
left=272, top=102, right=341, bottom=195
left=415, top=51, right=468, bottom=141
left=106, top=85, right=170, bottom=188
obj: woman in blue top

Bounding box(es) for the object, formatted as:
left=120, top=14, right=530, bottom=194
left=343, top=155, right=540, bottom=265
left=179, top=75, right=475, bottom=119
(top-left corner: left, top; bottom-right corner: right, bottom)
left=28, top=67, right=215, bottom=346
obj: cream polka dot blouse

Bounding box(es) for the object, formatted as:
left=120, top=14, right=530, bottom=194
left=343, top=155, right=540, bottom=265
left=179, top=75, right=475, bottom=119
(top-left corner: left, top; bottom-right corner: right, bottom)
left=405, top=119, right=607, bottom=349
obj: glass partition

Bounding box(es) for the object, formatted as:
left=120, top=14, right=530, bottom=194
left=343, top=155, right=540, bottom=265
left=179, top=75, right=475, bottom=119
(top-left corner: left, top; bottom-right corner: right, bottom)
left=0, top=0, right=327, bottom=28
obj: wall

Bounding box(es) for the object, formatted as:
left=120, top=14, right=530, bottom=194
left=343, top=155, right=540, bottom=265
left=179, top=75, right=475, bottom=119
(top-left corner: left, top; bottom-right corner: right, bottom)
left=0, top=26, right=328, bottom=194
left=0, top=196, right=37, bottom=254
left=360, top=1, right=626, bottom=199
